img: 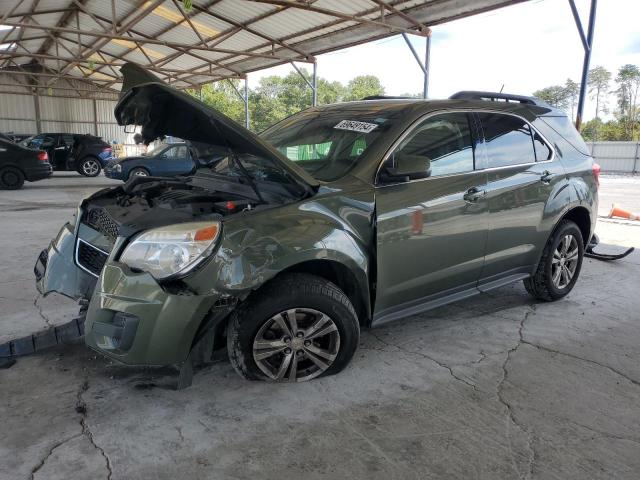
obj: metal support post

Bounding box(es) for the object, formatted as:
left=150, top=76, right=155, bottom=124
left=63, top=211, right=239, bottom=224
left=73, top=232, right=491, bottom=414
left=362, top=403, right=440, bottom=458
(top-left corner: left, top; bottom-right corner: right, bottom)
left=227, top=78, right=250, bottom=129
left=569, top=0, right=597, bottom=130
left=402, top=30, right=431, bottom=99
left=33, top=90, right=41, bottom=134
left=312, top=61, right=317, bottom=106
left=92, top=98, right=98, bottom=136
left=244, top=77, right=249, bottom=129
left=291, top=61, right=316, bottom=106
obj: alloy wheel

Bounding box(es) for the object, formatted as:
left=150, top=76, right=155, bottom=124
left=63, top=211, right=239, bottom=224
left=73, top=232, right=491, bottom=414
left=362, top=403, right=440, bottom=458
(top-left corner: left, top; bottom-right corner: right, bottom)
left=82, top=159, right=100, bottom=176
left=551, top=234, right=579, bottom=289
left=252, top=308, right=340, bottom=382
left=2, top=170, right=19, bottom=186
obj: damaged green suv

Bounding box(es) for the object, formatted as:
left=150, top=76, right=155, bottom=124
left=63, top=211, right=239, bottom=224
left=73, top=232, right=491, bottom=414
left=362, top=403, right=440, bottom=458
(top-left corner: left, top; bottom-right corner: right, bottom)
left=35, top=64, right=598, bottom=384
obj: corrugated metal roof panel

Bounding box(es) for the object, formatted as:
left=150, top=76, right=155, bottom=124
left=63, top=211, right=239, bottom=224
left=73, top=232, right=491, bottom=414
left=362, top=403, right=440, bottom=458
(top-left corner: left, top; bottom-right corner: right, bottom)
left=0, top=0, right=529, bottom=90
left=211, top=0, right=279, bottom=24
left=215, top=30, right=267, bottom=51
left=313, top=0, right=379, bottom=15
left=250, top=8, right=337, bottom=39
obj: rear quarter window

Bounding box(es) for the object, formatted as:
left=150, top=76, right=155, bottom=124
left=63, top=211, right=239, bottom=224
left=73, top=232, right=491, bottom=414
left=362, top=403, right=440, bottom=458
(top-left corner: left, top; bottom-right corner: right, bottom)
left=540, top=116, right=590, bottom=156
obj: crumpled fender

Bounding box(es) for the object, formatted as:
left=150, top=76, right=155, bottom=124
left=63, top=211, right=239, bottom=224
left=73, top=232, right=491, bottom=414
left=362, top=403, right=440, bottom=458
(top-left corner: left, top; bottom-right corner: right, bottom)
left=184, top=190, right=375, bottom=319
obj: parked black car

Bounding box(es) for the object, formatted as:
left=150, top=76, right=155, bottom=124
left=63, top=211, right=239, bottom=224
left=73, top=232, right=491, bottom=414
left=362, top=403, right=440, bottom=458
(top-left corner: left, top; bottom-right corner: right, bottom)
left=1, top=132, right=31, bottom=143
left=20, top=133, right=113, bottom=177
left=0, top=137, right=52, bottom=189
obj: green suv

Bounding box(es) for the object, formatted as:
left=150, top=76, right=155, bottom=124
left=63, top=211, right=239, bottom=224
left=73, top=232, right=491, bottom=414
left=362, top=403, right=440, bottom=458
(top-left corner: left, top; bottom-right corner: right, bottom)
left=34, top=64, right=598, bottom=384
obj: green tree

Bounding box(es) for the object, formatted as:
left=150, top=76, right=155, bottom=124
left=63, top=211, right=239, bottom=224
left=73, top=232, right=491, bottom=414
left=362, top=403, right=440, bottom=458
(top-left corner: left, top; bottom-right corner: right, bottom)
left=615, top=64, right=640, bottom=139
left=564, top=78, right=580, bottom=121
left=588, top=66, right=611, bottom=120
left=187, top=80, right=245, bottom=125
left=533, top=85, right=569, bottom=110
left=587, top=66, right=612, bottom=141
left=344, top=75, right=385, bottom=101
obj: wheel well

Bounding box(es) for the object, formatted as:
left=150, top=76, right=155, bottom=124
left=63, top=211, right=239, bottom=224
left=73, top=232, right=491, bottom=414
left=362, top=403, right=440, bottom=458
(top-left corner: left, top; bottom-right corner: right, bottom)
left=0, top=164, right=25, bottom=175
left=561, top=206, right=591, bottom=245
left=280, top=260, right=369, bottom=325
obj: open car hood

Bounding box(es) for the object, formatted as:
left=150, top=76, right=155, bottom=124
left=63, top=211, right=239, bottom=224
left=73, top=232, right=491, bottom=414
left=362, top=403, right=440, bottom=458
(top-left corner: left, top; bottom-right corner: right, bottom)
left=114, top=63, right=318, bottom=193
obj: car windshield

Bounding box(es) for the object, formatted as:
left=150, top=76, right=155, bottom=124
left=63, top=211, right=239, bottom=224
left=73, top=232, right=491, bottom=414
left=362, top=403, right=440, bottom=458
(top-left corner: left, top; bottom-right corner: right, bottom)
left=260, top=104, right=405, bottom=182
left=19, top=135, right=38, bottom=148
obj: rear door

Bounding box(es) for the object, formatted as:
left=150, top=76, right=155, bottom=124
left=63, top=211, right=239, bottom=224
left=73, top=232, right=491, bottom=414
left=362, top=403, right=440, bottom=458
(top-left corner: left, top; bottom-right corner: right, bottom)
left=53, top=134, right=73, bottom=169
left=475, top=112, right=563, bottom=288
left=374, top=112, right=489, bottom=323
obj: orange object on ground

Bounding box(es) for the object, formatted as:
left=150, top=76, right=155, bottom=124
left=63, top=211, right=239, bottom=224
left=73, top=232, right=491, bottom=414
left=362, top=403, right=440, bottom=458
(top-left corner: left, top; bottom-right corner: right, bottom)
left=608, top=204, right=640, bottom=220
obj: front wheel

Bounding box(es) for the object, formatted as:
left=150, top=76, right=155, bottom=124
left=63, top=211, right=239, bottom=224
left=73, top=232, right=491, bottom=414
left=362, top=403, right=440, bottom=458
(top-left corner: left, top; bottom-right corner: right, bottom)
left=128, top=167, right=149, bottom=180
left=524, top=220, right=584, bottom=301
left=79, top=157, right=101, bottom=177
left=227, top=273, right=360, bottom=382
left=0, top=166, right=25, bottom=189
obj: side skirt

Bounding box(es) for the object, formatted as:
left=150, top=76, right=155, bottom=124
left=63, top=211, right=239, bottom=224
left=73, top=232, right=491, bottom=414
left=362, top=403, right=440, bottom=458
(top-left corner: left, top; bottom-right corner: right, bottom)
left=371, top=266, right=534, bottom=327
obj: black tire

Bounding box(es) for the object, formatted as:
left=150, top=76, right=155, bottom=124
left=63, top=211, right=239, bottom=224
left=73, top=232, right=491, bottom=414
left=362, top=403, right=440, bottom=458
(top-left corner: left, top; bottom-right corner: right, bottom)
left=0, top=166, right=25, bottom=190
left=524, top=220, right=584, bottom=301
left=227, top=273, right=360, bottom=382
left=128, top=167, right=150, bottom=180
left=79, top=157, right=101, bottom=177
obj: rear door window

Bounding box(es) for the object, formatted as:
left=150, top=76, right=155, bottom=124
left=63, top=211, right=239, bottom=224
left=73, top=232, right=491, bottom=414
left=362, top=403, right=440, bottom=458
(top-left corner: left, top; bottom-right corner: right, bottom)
left=533, top=131, right=553, bottom=161
left=477, top=113, right=536, bottom=168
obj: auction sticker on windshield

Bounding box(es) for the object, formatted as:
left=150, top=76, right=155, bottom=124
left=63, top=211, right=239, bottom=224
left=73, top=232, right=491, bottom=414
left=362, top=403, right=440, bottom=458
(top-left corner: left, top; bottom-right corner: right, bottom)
left=334, top=120, right=378, bottom=133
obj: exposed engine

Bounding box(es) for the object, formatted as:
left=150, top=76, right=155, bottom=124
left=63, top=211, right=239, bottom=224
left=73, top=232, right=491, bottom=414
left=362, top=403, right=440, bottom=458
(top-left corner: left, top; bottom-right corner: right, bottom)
left=80, top=176, right=258, bottom=244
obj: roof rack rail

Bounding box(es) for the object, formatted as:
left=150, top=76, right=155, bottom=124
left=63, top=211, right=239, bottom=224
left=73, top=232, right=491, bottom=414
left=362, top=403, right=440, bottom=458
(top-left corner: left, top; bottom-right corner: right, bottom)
left=361, top=95, right=414, bottom=101
left=449, top=91, right=549, bottom=107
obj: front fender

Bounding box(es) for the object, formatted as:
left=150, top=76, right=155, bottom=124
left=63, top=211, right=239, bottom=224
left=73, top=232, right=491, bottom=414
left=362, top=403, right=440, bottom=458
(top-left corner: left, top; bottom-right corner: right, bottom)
left=184, top=194, right=374, bottom=315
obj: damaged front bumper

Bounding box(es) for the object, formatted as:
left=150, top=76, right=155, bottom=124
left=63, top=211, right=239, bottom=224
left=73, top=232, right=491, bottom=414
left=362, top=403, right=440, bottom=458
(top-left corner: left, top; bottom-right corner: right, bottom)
left=34, top=221, right=97, bottom=300
left=84, top=262, right=227, bottom=366
left=35, top=219, right=232, bottom=366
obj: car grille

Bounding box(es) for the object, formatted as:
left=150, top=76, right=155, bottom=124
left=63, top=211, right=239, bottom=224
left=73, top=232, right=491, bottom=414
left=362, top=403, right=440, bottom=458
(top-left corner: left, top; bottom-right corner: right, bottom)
left=84, top=207, right=120, bottom=243
left=76, top=240, right=108, bottom=277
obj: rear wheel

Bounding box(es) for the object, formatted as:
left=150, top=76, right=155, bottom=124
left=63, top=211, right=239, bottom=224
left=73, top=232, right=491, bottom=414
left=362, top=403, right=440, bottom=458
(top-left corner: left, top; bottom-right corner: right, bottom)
left=0, top=166, right=25, bottom=190
left=227, top=273, right=360, bottom=382
left=524, top=220, right=584, bottom=301
left=128, top=167, right=149, bottom=179
left=79, top=157, right=101, bottom=177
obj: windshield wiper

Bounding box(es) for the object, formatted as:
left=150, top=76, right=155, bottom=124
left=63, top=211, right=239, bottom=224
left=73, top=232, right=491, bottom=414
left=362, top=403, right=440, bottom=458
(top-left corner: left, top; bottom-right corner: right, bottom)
left=231, top=154, right=265, bottom=204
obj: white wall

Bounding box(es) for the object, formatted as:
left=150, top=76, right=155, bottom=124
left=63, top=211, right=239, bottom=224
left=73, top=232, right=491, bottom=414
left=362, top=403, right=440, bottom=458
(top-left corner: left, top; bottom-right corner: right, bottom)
left=589, top=142, right=639, bottom=173
left=0, top=73, right=129, bottom=143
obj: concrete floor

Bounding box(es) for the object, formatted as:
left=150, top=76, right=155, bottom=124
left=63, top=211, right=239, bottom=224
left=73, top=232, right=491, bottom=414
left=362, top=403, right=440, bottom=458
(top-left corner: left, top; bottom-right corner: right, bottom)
left=1, top=172, right=639, bottom=480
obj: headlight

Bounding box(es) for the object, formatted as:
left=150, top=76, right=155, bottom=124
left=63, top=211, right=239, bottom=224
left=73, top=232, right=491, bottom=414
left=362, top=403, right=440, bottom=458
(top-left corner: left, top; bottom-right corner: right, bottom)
left=113, top=163, right=121, bottom=172
left=120, top=221, right=221, bottom=279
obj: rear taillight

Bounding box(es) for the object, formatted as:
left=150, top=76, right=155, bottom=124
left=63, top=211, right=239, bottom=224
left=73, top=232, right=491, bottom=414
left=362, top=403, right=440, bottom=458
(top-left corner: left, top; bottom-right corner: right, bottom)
left=37, top=151, right=48, bottom=162
left=102, top=147, right=112, bottom=153
left=592, top=162, right=601, bottom=188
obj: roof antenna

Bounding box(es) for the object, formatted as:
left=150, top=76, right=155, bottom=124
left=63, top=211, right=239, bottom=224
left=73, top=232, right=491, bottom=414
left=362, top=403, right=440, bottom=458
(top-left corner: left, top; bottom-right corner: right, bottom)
left=499, top=84, right=505, bottom=93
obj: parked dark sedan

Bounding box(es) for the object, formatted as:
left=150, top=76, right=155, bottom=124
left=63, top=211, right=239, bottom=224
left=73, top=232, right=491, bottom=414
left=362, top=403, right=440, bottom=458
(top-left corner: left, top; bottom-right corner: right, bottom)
left=20, top=133, right=112, bottom=177
left=103, top=142, right=194, bottom=180
left=0, top=137, right=52, bottom=189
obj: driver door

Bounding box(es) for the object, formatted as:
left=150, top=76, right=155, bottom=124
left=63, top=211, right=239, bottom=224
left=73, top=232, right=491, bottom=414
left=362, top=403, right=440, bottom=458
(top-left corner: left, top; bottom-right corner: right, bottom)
left=157, top=145, right=193, bottom=176
left=373, top=112, right=489, bottom=324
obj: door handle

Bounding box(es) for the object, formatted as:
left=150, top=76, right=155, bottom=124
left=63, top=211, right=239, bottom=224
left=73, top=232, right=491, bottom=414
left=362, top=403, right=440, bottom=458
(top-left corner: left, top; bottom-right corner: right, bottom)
left=463, top=187, right=487, bottom=203
left=540, top=170, right=555, bottom=184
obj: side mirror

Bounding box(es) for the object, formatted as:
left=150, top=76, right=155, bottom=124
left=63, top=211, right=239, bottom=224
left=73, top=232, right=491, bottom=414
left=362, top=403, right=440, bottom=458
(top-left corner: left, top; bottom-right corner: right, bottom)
left=380, top=154, right=431, bottom=183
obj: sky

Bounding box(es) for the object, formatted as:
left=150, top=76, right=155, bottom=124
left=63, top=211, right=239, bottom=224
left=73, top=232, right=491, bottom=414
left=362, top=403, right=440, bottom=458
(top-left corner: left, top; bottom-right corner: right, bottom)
left=249, top=0, right=640, bottom=121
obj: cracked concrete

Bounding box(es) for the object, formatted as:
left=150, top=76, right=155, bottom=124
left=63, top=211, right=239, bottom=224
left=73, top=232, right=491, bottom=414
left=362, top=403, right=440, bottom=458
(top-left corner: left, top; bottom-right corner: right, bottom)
left=1, top=173, right=640, bottom=479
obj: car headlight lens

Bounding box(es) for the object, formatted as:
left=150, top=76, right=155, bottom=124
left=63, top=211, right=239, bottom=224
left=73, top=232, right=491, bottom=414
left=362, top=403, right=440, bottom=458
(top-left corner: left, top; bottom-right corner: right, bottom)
left=113, top=163, right=121, bottom=172
left=120, top=221, right=221, bottom=279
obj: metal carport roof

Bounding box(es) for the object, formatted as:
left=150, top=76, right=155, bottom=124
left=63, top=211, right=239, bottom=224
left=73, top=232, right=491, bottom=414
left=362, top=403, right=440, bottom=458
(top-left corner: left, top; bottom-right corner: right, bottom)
left=0, top=0, right=528, bottom=95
